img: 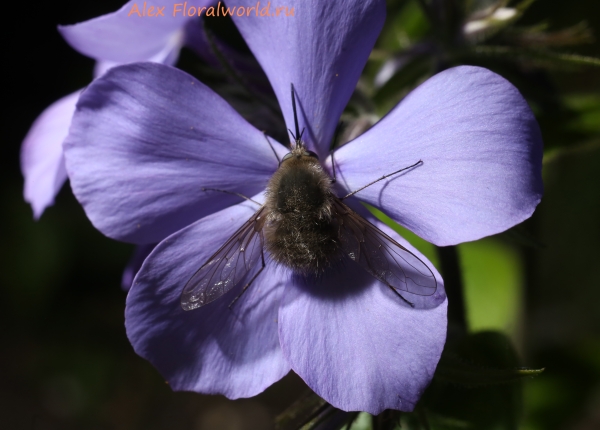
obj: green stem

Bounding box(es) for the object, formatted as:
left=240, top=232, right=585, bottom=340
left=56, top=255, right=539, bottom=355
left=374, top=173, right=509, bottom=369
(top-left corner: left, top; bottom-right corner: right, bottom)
left=436, top=245, right=467, bottom=330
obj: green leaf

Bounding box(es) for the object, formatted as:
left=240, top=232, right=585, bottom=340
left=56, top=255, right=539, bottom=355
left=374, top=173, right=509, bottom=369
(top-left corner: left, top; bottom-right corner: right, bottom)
left=503, top=22, right=594, bottom=48
left=274, top=391, right=329, bottom=430
left=562, top=94, right=600, bottom=134
left=436, top=352, right=544, bottom=386
left=459, top=238, right=524, bottom=339
left=422, top=332, right=535, bottom=430
left=472, top=45, right=600, bottom=68
left=499, top=225, right=546, bottom=249
left=347, top=412, right=373, bottom=430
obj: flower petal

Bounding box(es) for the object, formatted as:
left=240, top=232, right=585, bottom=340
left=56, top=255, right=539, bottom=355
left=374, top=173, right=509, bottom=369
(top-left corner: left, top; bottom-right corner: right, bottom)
left=64, top=62, right=288, bottom=244
left=229, top=0, right=385, bottom=157
left=331, top=66, right=544, bottom=246
left=21, top=91, right=80, bottom=218
left=279, top=215, right=447, bottom=413
left=92, top=30, right=181, bottom=78
left=58, top=0, right=209, bottom=63
left=126, top=198, right=290, bottom=397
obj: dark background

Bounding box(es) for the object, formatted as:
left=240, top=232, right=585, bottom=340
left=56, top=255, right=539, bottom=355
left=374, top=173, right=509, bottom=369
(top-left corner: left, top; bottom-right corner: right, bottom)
left=2, top=1, right=600, bottom=429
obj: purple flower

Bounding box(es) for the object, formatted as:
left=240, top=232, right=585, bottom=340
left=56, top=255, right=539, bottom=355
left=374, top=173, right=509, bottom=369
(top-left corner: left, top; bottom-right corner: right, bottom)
left=21, top=0, right=211, bottom=218
left=63, top=0, right=543, bottom=413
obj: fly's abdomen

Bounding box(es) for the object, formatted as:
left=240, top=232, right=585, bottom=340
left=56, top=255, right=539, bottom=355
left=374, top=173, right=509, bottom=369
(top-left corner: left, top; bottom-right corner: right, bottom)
left=264, top=157, right=342, bottom=273
left=266, top=216, right=341, bottom=273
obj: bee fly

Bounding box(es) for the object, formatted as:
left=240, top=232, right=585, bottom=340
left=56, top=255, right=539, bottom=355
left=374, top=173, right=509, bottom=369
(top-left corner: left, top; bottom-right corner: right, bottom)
left=181, top=85, right=437, bottom=311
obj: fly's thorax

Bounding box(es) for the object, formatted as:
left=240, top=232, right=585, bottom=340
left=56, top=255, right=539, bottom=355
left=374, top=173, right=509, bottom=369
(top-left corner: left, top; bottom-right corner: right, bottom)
left=263, top=152, right=343, bottom=273
left=266, top=154, right=332, bottom=216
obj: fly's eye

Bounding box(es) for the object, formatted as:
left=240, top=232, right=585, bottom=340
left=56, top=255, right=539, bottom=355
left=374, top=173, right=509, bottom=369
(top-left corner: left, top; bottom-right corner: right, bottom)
left=305, top=150, right=319, bottom=160
left=281, top=153, right=294, bottom=164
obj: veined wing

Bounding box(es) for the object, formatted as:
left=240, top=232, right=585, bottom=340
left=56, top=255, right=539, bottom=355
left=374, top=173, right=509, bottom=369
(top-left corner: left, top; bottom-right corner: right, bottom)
left=181, top=207, right=266, bottom=311
left=333, top=199, right=437, bottom=298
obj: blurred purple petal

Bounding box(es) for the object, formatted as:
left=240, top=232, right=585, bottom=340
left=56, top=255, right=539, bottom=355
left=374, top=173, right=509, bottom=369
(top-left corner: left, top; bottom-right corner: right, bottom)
left=121, top=244, right=156, bottom=291
left=92, top=34, right=181, bottom=78
left=58, top=0, right=211, bottom=63
left=279, top=217, right=446, bottom=413
left=229, top=0, right=385, bottom=157
left=64, top=62, right=288, bottom=244
left=331, top=66, right=543, bottom=246
left=93, top=61, right=116, bottom=79
left=126, top=199, right=290, bottom=397
left=21, top=91, right=80, bottom=218
left=24, top=1, right=202, bottom=218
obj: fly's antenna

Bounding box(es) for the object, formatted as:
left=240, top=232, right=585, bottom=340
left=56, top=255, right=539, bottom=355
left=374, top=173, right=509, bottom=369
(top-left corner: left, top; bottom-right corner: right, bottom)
left=291, top=84, right=300, bottom=142
left=289, top=83, right=305, bottom=149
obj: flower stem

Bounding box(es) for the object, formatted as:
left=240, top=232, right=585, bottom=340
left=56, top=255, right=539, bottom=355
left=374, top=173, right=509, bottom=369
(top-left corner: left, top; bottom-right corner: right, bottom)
left=436, top=245, right=467, bottom=330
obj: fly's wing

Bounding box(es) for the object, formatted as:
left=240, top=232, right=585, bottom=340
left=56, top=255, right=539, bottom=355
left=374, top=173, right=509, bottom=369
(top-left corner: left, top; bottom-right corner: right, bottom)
left=181, top=207, right=266, bottom=311
left=333, top=199, right=437, bottom=297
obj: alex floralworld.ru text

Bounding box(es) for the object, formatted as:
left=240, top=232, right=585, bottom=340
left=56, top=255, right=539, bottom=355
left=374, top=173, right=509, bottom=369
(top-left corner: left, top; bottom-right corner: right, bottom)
left=128, top=2, right=295, bottom=18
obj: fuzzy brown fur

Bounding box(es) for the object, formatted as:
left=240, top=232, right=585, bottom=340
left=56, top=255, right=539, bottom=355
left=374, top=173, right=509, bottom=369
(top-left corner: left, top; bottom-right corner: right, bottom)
left=263, top=150, right=344, bottom=273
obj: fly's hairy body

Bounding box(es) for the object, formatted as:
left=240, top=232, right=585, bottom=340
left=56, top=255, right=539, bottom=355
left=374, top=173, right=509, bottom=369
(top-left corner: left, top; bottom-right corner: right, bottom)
left=264, top=151, right=342, bottom=273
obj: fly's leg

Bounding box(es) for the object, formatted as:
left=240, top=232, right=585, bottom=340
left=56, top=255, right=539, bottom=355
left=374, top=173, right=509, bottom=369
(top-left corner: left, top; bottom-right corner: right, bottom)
left=330, top=151, right=337, bottom=184
left=386, top=284, right=415, bottom=308
left=341, top=160, right=423, bottom=200
left=263, top=132, right=283, bottom=162
left=329, top=122, right=344, bottom=184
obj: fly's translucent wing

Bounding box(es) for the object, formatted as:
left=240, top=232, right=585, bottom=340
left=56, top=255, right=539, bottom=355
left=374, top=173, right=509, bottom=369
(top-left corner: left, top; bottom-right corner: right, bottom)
left=333, top=199, right=437, bottom=298
left=181, top=207, right=266, bottom=311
